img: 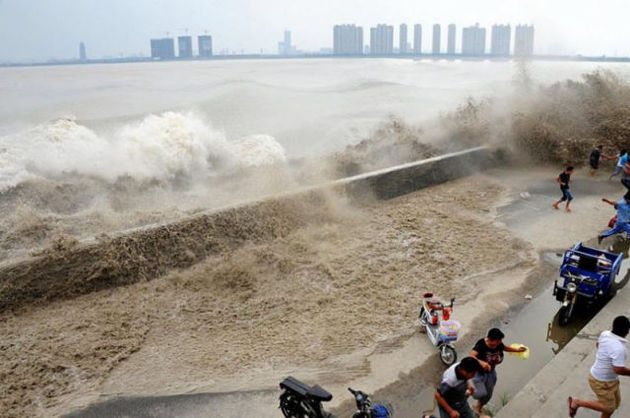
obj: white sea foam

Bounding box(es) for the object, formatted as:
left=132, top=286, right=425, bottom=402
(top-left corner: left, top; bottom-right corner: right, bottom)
left=0, top=112, right=287, bottom=191
left=233, top=134, right=287, bottom=167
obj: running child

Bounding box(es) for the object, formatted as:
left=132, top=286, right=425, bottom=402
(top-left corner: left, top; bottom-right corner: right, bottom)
left=553, top=166, right=574, bottom=212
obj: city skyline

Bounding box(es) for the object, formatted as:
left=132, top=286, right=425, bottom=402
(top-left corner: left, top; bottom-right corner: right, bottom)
left=1, top=0, right=630, bottom=62
left=150, top=23, right=532, bottom=61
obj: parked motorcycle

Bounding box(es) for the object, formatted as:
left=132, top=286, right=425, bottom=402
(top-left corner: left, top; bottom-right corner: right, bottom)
left=279, top=376, right=392, bottom=418
left=418, top=292, right=460, bottom=365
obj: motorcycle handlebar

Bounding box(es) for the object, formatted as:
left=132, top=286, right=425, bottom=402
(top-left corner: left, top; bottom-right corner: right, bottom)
left=348, top=388, right=368, bottom=403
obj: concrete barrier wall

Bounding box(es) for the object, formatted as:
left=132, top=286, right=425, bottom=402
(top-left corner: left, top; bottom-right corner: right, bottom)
left=0, top=146, right=496, bottom=312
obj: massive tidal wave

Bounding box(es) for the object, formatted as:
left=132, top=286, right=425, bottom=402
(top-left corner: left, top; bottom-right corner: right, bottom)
left=0, top=112, right=293, bottom=262
left=0, top=111, right=287, bottom=191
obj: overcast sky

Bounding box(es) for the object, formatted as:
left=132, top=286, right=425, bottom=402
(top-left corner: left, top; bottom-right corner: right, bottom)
left=1, top=0, right=629, bottom=62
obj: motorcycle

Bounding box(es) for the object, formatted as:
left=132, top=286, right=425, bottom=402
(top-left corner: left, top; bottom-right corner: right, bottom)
left=418, top=292, right=460, bottom=365
left=279, top=376, right=393, bottom=418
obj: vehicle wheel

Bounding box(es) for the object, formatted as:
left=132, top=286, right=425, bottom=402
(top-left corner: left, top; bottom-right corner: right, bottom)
left=558, top=305, right=572, bottom=326
left=279, top=393, right=313, bottom=418
left=439, top=344, right=457, bottom=366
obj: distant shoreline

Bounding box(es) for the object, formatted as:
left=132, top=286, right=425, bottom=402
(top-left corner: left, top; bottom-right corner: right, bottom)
left=2, top=53, right=630, bottom=69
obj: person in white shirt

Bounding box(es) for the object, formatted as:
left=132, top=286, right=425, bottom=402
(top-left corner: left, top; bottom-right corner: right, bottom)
left=569, top=316, right=630, bottom=417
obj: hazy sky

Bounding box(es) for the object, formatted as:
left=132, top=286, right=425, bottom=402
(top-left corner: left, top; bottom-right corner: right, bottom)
left=1, top=0, right=630, bottom=62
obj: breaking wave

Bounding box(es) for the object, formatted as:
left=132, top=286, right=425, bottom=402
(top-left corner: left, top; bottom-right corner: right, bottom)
left=0, top=112, right=287, bottom=191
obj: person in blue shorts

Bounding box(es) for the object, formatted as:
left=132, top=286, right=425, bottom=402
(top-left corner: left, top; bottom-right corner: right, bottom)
left=598, top=192, right=630, bottom=244
left=609, top=149, right=627, bottom=180
left=553, top=166, right=574, bottom=212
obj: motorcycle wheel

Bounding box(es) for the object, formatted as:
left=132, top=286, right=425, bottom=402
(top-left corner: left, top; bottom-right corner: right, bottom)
left=439, top=344, right=457, bottom=366
left=279, top=393, right=314, bottom=418
left=558, top=305, right=572, bottom=326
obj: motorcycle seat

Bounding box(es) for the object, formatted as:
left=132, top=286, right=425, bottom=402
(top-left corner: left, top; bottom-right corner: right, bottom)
left=308, top=385, right=333, bottom=402
left=280, top=376, right=333, bottom=402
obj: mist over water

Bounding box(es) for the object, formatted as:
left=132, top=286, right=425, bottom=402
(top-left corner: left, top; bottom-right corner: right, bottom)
left=3, top=59, right=630, bottom=155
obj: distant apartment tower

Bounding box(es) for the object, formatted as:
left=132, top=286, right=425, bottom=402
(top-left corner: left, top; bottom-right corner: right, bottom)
left=399, top=24, right=408, bottom=54
left=278, top=30, right=296, bottom=55
left=413, top=24, right=422, bottom=55
left=79, top=42, right=87, bottom=60
left=432, top=24, right=441, bottom=54
left=198, top=35, right=213, bottom=57
left=514, top=24, right=535, bottom=56
left=333, top=24, right=363, bottom=55
left=370, top=24, right=394, bottom=55
left=178, top=36, right=193, bottom=58
left=447, top=24, right=456, bottom=54
left=462, top=24, right=486, bottom=55
left=491, top=24, right=511, bottom=56
left=150, top=38, right=175, bottom=59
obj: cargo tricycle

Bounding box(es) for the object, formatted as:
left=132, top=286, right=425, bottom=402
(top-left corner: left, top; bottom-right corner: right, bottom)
left=553, top=242, right=622, bottom=326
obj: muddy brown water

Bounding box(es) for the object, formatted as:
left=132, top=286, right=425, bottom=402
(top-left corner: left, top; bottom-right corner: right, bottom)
left=66, top=253, right=630, bottom=418
left=65, top=172, right=630, bottom=418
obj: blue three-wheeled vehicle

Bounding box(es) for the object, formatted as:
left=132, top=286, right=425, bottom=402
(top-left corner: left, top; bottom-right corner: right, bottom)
left=554, top=242, right=623, bottom=326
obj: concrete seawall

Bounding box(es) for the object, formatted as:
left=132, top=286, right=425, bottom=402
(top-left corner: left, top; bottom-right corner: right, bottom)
left=0, top=146, right=496, bottom=312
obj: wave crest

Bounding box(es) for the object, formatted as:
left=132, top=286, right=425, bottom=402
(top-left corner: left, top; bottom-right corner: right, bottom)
left=0, top=112, right=287, bottom=191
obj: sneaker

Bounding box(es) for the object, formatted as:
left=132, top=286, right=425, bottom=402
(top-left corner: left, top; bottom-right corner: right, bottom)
left=598, top=235, right=604, bottom=244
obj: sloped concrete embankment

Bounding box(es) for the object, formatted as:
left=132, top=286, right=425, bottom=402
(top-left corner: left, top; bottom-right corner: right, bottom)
left=0, top=146, right=495, bottom=313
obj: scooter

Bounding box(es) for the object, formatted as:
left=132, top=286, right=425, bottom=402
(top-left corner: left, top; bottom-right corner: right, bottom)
left=418, top=292, right=460, bottom=365
left=279, top=376, right=393, bottom=418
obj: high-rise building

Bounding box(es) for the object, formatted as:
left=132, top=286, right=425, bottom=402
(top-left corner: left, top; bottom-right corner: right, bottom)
left=447, top=24, right=456, bottom=54
left=370, top=24, right=394, bottom=55
left=150, top=38, right=175, bottom=59
left=79, top=42, right=87, bottom=61
left=399, top=24, right=408, bottom=54
left=198, top=35, right=213, bottom=57
left=462, top=24, right=486, bottom=55
left=333, top=24, right=363, bottom=55
left=178, top=36, right=193, bottom=58
left=278, top=30, right=296, bottom=55
left=491, top=24, right=511, bottom=56
left=514, top=24, right=535, bottom=56
left=432, top=24, right=441, bottom=54
left=413, top=24, right=422, bottom=55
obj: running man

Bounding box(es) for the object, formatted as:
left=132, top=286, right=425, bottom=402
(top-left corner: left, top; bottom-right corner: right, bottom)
left=598, top=192, right=630, bottom=244
left=469, top=328, right=527, bottom=416
left=609, top=149, right=627, bottom=180
left=553, top=166, right=574, bottom=212
left=435, top=357, right=482, bottom=418
left=569, top=316, right=630, bottom=417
